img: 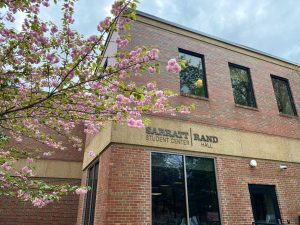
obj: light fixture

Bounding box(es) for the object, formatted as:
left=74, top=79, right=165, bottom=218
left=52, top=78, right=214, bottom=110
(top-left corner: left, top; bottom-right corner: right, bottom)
left=152, top=193, right=162, bottom=196
left=173, top=181, right=183, bottom=184
left=249, top=160, right=257, bottom=168
left=280, top=165, right=287, bottom=170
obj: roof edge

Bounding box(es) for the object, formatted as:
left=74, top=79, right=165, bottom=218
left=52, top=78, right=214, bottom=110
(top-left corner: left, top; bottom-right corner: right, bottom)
left=136, top=10, right=300, bottom=68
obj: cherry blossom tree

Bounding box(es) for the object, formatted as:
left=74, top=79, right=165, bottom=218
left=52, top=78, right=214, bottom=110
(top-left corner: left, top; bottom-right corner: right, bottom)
left=0, top=0, right=190, bottom=207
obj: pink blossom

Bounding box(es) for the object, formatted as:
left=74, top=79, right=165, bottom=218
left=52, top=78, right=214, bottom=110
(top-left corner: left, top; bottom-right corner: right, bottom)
left=32, top=198, right=50, bottom=208
left=32, top=198, right=44, bottom=207
left=6, top=13, right=15, bottom=22
left=1, top=28, right=10, bottom=38
left=88, top=151, right=96, bottom=157
left=15, top=137, right=23, bottom=142
left=84, top=122, right=99, bottom=135
left=129, top=50, right=140, bottom=59
left=50, top=26, right=58, bottom=34
left=151, top=49, right=159, bottom=60
left=42, top=0, right=50, bottom=7
left=41, top=23, right=48, bottom=32
left=21, top=166, right=33, bottom=176
left=0, top=0, right=192, bottom=204
left=1, top=162, right=11, bottom=171
left=43, top=152, right=52, bottom=156
left=75, top=188, right=88, bottom=195
left=116, top=94, right=125, bottom=102
left=68, top=71, right=75, bottom=78
left=46, top=53, right=60, bottom=64
left=166, top=59, right=182, bottom=74
left=116, top=38, right=129, bottom=49
left=168, top=59, right=176, bottom=66
left=26, top=158, right=34, bottom=164
left=97, top=17, right=111, bottom=33
left=148, top=66, right=156, bottom=74
left=127, top=118, right=144, bottom=128
left=155, top=90, right=164, bottom=98
left=146, top=83, right=156, bottom=91
left=119, top=70, right=127, bottom=80
left=17, top=190, right=24, bottom=198
left=111, top=1, right=123, bottom=16
left=144, top=56, right=150, bottom=63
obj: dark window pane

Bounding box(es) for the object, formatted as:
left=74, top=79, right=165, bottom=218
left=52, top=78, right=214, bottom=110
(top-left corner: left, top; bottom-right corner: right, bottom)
left=229, top=64, right=256, bottom=107
left=186, top=157, right=221, bottom=225
left=271, top=76, right=297, bottom=116
left=179, top=50, right=207, bottom=97
left=249, top=185, right=282, bottom=225
left=152, top=153, right=187, bottom=225
left=84, top=162, right=99, bottom=225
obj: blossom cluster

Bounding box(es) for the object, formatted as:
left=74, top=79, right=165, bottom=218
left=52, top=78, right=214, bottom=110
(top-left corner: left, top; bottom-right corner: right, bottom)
left=0, top=0, right=191, bottom=207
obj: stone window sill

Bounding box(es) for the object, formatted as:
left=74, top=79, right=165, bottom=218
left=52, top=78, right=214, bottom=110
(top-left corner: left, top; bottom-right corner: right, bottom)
left=180, top=93, right=209, bottom=101
left=235, top=104, right=259, bottom=111
left=279, top=113, right=299, bottom=119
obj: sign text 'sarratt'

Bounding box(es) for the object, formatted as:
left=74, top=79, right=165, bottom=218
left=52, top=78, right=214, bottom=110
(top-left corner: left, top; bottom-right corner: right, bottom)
left=145, top=127, right=189, bottom=139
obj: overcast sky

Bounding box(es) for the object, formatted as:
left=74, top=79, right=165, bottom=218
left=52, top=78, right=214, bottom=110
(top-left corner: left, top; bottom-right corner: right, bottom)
left=39, top=0, right=300, bottom=64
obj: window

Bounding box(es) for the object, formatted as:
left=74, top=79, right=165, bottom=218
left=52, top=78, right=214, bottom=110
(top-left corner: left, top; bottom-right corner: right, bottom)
left=83, top=161, right=99, bottom=225
left=229, top=64, right=257, bottom=107
left=249, top=184, right=282, bottom=225
left=271, top=75, right=297, bottom=116
left=101, top=58, right=108, bottom=76
left=151, top=152, right=221, bottom=225
left=179, top=49, right=208, bottom=98
left=103, top=57, right=108, bottom=70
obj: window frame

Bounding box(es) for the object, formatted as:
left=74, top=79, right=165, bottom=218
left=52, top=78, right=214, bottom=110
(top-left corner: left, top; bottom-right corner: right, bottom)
left=270, top=74, right=298, bottom=117
left=248, top=184, right=282, bottom=225
left=83, top=160, right=99, bottom=225
left=178, top=48, right=209, bottom=99
left=228, top=63, right=257, bottom=108
left=150, top=151, right=222, bottom=225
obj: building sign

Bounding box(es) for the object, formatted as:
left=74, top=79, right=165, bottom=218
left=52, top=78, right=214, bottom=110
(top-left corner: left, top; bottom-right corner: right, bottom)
left=145, top=127, right=218, bottom=148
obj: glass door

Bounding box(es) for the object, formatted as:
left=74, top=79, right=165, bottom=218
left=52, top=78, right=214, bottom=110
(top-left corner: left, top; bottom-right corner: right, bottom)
left=249, top=184, right=282, bottom=225
left=151, top=152, right=221, bottom=225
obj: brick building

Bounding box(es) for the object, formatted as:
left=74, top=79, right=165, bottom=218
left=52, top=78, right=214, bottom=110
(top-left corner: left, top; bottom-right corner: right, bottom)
left=77, top=11, right=300, bottom=225
left=1, top=10, right=300, bottom=225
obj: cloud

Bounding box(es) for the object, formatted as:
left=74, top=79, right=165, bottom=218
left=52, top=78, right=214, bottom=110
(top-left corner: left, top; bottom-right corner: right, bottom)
left=284, top=45, right=300, bottom=60
left=13, top=12, right=26, bottom=31
left=18, top=0, right=300, bottom=63
left=138, top=0, right=300, bottom=63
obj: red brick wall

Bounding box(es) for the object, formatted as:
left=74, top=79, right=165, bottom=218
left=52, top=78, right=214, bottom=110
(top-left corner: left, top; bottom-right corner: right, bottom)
left=0, top=178, right=81, bottom=225
left=77, top=145, right=151, bottom=225
left=76, top=144, right=300, bottom=225
left=127, top=21, right=300, bottom=140
left=95, top=145, right=151, bottom=225
left=216, top=156, right=300, bottom=225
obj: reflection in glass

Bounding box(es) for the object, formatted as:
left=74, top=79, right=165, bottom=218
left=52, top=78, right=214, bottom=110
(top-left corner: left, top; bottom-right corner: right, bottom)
left=84, top=162, right=99, bottom=225
left=271, top=76, right=297, bottom=116
left=152, top=153, right=187, bottom=225
left=249, top=185, right=282, bottom=225
left=229, top=65, right=256, bottom=107
left=179, top=51, right=207, bottom=97
left=186, top=157, right=221, bottom=225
